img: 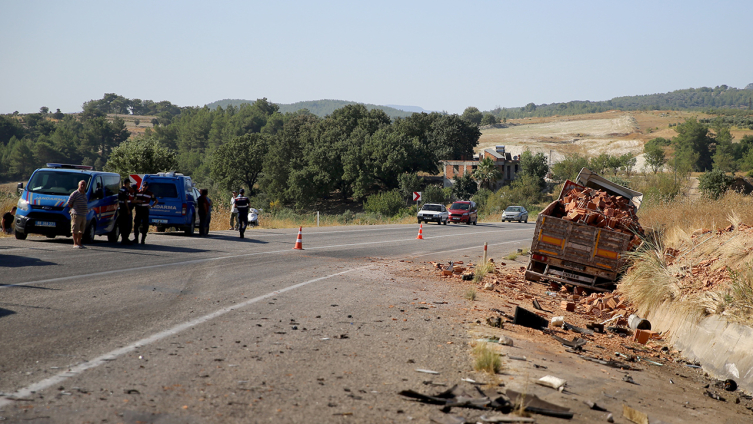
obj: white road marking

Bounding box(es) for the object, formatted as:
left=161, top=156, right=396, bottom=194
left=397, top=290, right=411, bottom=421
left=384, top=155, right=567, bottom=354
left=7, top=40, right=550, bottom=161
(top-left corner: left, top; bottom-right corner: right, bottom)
left=4, top=229, right=532, bottom=289
left=0, top=267, right=364, bottom=407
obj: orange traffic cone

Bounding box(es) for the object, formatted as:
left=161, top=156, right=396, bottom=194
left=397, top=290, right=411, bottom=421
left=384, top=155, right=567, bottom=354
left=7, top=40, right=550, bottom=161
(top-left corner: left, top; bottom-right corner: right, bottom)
left=416, top=223, right=424, bottom=240
left=293, top=226, right=304, bottom=250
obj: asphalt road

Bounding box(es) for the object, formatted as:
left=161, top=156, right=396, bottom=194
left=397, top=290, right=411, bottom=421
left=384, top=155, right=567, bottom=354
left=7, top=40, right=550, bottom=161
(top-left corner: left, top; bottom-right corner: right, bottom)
left=0, top=222, right=534, bottom=423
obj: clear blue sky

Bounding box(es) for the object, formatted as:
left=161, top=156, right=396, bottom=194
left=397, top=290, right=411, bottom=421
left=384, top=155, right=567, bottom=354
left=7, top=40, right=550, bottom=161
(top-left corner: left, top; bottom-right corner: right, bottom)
left=2, top=0, right=751, bottom=115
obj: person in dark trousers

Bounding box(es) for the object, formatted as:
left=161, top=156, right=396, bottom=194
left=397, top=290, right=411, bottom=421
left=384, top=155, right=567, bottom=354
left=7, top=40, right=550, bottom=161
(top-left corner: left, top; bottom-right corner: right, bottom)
left=117, top=178, right=134, bottom=244
left=2, top=206, right=16, bottom=235
left=133, top=182, right=158, bottom=245
left=235, top=188, right=250, bottom=239
left=197, top=188, right=211, bottom=236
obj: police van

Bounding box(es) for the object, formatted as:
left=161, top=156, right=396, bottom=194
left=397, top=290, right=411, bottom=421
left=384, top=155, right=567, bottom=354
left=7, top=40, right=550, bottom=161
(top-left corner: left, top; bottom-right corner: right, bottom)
left=14, top=164, right=121, bottom=242
left=140, top=172, right=201, bottom=235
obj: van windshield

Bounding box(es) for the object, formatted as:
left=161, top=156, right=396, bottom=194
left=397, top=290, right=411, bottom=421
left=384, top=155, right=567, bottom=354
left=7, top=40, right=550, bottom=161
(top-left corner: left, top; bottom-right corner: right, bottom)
left=149, top=182, right=179, bottom=199
left=28, top=171, right=91, bottom=195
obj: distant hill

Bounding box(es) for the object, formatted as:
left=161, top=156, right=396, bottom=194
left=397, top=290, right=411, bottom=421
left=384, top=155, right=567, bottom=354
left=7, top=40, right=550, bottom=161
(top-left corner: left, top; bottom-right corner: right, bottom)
left=205, top=99, right=415, bottom=119
left=494, top=84, right=753, bottom=119
left=384, top=104, right=435, bottom=113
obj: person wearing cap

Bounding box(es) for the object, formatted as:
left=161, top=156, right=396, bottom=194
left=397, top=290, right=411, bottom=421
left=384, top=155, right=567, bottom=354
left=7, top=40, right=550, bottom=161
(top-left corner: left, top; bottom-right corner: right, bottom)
left=117, top=178, right=134, bottom=244
left=229, top=190, right=238, bottom=230
left=133, top=181, right=158, bottom=245
left=234, top=188, right=250, bottom=239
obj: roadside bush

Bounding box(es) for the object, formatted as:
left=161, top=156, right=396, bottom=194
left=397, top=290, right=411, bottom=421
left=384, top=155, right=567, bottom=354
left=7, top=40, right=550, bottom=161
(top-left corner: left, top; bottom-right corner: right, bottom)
left=423, top=184, right=450, bottom=204
left=472, top=188, right=493, bottom=213
left=698, top=169, right=734, bottom=200
left=495, top=175, right=544, bottom=211
left=363, top=189, right=405, bottom=217
left=451, top=173, right=477, bottom=200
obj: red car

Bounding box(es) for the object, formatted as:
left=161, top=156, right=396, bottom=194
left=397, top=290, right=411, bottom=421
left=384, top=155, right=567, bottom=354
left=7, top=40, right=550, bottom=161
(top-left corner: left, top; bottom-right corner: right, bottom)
left=447, top=201, right=478, bottom=225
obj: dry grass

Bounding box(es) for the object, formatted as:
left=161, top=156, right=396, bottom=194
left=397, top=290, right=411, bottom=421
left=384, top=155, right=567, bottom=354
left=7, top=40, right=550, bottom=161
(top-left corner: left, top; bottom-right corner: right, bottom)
left=464, top=288, right=477, bottom=301
left=473, top=261, right=495, bottom=284
left=620, top=190, right=753, bottom=325
left=472, top=343, right=502, bottom=374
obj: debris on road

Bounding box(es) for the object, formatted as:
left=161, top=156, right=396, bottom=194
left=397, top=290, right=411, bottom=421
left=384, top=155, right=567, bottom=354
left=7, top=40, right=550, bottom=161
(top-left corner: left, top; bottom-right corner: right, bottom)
left=505, top=390, right=574, bottom=419
left=512, top=306, right=548, bottom=330
left=622, top=404, right=649, bottom=424
left=536, top=375, right=566, bottom=391
left=416, top=369, right=440, bottom=375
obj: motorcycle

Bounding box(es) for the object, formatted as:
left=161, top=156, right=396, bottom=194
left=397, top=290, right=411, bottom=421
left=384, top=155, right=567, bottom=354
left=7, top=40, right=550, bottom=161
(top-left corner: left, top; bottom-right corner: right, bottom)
left=247, top=208, right=259, bottom=227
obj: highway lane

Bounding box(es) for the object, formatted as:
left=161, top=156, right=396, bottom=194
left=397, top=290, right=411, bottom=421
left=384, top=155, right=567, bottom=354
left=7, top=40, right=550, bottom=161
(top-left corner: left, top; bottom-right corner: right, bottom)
left=0, top=222, right=534, bottom=419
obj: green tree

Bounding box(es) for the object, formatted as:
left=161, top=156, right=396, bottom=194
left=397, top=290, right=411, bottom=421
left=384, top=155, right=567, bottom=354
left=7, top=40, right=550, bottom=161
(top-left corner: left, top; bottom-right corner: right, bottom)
left=472, top=157, right=502, bottom=190
left=363, top=189, right=405, bottom=216
left=461, top=107, right=483, bottom=126
left=210, top=133, right=269, bottom=193
left=496, top=174, right=544, bottom=211
left=551, top=153, right=589, bottom=182
left=423, top=184, right=449, bottom=204
left=104, top=137, right=177, bottom=176
left=643, top=143, right=666, bottom=174
left=672, top=118, right=713, bottom=171
left=480, top=113, right=497, bottom=126
left=698, top=169, right=733, bottom=199
left=398, top=172, right=422, bottom=198
left=518, top=150, right=548, bottom=189
left=52, top=109, right=64, bottom=120
left=589, top=153, right=611, bottom=175
left=619, top=152, right=637, bottom=176
left=451, top=173, right=477, bottom=200
left=523, top=103, right=537, bottom=113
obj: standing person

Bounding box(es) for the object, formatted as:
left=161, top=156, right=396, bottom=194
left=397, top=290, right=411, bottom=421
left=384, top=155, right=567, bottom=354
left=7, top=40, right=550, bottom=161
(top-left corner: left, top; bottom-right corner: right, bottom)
left=235, top=188, right=250, bottom=239
left=2, top=206, right=16, bottom=235
left=197, top=188, right=210, bottom=236
left=117, top=178, right=134, bottom=244
left=229, top=191, right=238, bottom=230
left=66, top=180, right=89, bottom=249
left=133, top=182, right=158, bottom=245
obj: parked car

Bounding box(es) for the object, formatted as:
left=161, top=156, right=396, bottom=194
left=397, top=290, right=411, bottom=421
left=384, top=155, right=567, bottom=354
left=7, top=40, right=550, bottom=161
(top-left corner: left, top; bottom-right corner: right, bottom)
left=502, top=206, right=528, bottom=223
left=141, top=172, right=201, bottom=236
left=14, top=163, right=120, bottom=242
left=447, top=201, right=477, bottom=225
left=417, top=203, right=448, bottom=224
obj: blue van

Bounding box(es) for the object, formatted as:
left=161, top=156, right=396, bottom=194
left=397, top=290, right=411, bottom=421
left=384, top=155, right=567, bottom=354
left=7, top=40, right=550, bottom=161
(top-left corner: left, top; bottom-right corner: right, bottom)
left=141, top=172, right=200, bottom=236
left=14, top=164, right=121, bottom=242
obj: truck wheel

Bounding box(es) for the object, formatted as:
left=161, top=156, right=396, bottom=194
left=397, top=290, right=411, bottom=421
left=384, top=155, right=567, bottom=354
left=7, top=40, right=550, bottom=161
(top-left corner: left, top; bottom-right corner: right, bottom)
left=83, top=221, right=96, bottom=243
left=107, top=225, right=120, bottom=242
left=185, top=214, right=195, bottom=236
left=15, top=231, right=27, bottom=240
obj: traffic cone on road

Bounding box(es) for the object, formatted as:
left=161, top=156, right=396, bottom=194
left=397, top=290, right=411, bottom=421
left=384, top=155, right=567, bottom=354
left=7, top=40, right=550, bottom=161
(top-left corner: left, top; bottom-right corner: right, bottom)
left=293, top=226, right=304, bottom=250
left=416, top=224, right=424, bottom=240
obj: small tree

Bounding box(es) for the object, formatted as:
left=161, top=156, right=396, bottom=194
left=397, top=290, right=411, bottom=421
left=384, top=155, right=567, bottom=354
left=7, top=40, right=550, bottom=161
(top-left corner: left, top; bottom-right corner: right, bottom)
left=472, top=157, right=502, bottom=190
left=643, top=144, right=666, bottom=174
left=461, top=107, right=483, bottom=126
left=363, top=189, right=405, bottom=216
left=423, top=185, right=449, bottom=204
left=134, top=119, right=141, bottom=126
left=104, top=137, right=177, bottom=176
left=698, top=169, right=733, bottom=199
left=451, top=173, right=478, bottom=200
left=480, top=113, right=497, bottom=126
left=398, top=172, right=422, bottom=199
left=210, top=133, right=268, bottom=193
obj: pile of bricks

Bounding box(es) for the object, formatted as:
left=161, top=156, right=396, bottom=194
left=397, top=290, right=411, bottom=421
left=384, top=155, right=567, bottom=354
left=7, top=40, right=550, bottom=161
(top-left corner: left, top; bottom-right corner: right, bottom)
left=547, top=186, right=644, bottom=247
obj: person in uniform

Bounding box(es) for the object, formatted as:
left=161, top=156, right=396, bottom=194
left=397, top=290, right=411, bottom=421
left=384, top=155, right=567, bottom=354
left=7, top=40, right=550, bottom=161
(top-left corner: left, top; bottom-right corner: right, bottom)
left=197, top=188, right=211, bottom=236
left=133, top=182, right=158, bottom=245
left=117, top=178, right=134, bottom=244
left=234, top=188, right=250, bottom=239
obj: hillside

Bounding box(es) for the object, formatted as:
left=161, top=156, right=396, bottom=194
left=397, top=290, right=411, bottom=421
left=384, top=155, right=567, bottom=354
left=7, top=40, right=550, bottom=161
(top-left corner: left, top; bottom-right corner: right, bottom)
left=205, top=98, right=414, bottom=119
left=494, top=85, right=753, bottom=120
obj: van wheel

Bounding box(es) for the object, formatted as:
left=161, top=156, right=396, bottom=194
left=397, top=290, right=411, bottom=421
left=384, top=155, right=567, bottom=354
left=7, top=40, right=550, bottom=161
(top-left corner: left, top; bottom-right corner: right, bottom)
left=156, top=226, right=166, bottom=233
left=15, top=231, right=27, bottom=240
left=107, top=225, right=120, bottom=242
left=83, top=221, right=96, bottom=243
left=185, top=214, right=195, bottom=236
left=46, top=234, right=56, bottom=239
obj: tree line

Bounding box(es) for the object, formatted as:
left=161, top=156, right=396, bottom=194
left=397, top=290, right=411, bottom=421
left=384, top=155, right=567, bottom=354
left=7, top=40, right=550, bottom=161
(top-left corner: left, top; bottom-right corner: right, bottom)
left=487, top=85, right=753, bottom=120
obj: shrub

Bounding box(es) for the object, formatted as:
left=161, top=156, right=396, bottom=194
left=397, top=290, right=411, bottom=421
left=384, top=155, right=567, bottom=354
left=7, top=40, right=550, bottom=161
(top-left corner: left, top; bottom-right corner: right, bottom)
left=423, top=184, right=449, bottom=204
left=363, top=189, right=405, bottom=216
left=698, top=169, right=734, bottom=200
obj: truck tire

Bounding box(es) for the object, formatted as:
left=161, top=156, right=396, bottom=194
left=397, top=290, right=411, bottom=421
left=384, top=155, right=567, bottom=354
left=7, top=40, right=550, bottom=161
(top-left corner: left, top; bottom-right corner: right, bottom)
left=83, top=220, right=96, bottom=243
left=185, top=214, right=195, bottom=236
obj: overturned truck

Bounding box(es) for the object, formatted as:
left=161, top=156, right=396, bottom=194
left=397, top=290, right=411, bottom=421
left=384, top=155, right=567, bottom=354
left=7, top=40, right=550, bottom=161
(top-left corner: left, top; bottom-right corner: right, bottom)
left=525, top=168, right=644, bottom=292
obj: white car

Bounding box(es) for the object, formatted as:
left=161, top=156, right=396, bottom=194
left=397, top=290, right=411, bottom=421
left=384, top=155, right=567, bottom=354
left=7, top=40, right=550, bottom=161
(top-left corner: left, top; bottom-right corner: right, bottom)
left=502, top=206, right=528, bottom=223
left=417, top=203, right=448, bottom=225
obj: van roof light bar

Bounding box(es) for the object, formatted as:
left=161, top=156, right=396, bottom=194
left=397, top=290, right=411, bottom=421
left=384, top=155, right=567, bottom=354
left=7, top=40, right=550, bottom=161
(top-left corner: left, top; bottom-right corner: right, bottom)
left=46, top=163, right=94, bottom=170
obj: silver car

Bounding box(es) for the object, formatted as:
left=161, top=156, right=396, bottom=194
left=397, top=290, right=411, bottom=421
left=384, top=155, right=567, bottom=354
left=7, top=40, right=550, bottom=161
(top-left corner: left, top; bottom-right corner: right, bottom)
left=502, top=206, right=528, bottom=223
left=418, top=203, right=448, bottom=225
